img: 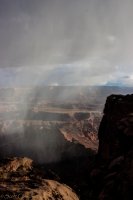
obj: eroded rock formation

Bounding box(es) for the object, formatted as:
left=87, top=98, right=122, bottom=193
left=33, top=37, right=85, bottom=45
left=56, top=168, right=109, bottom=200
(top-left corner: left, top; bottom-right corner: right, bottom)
left=0, top=157, right=79, bottom=200
left=89, top=94, right=133, bottom=200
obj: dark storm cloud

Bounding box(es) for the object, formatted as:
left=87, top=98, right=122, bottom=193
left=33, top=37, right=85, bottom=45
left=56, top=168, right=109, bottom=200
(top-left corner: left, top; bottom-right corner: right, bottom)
left=0, top=0, right=133, bottom=85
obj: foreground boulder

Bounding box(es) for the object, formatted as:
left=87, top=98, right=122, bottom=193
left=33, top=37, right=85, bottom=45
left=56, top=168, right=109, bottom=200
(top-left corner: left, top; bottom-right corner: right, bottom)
left=0, top=157, right=79, bottom=200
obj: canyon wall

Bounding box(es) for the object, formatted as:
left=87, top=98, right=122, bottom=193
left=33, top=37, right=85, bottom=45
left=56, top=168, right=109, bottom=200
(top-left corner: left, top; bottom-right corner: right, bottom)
left=90, top=94, right=133, bottom=200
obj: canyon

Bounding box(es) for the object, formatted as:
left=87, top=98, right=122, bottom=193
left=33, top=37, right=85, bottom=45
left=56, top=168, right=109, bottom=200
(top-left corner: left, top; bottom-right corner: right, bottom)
left=0, top=87, right=133, bottom=199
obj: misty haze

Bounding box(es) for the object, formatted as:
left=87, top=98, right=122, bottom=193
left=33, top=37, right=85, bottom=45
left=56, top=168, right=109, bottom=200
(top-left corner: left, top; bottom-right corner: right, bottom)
left=0, top=0, right=133, bottom=200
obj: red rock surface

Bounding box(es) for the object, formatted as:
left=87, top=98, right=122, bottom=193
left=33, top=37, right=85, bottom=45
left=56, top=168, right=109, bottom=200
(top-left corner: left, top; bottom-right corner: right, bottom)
left=0, top=157, right=79, bottom=200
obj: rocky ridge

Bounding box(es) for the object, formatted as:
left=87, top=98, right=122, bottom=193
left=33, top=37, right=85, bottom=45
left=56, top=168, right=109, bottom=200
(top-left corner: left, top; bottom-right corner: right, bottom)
left=0, top=157, right=79, bottom=200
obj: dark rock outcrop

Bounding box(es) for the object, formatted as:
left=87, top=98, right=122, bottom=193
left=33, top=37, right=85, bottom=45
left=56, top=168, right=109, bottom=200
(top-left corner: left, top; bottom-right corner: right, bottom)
left=98, top=94, right=133, bottom=160
left=89, top=94, right=133, bottom=200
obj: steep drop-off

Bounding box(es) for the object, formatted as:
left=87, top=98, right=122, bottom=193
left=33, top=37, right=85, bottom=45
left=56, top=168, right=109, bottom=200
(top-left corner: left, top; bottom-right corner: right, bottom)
left=89, top=94, right=133, bottom=200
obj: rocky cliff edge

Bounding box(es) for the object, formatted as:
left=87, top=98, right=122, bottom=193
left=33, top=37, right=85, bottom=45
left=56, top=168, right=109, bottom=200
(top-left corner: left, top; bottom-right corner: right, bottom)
left=90, top=94, right=133, bottom=200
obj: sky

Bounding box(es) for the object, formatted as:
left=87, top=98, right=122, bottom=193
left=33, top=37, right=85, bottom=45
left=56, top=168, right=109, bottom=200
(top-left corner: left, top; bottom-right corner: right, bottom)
left=0, top=0, right=133, bottom=86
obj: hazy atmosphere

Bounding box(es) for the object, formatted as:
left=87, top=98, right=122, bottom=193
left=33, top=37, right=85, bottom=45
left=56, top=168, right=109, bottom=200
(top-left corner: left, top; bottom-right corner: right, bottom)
left=0, top=0, right=133, bottom=86
left=0, top=2, right=133, bottom=200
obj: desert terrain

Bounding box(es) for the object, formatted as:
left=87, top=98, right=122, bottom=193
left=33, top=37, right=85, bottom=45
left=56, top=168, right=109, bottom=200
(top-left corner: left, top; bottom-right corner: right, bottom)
left=0, top=86, right=133, bottom=199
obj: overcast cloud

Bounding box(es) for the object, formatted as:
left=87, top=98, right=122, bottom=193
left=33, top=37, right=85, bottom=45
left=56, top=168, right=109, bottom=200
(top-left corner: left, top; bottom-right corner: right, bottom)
left=0, top=0, right=133, bottom=85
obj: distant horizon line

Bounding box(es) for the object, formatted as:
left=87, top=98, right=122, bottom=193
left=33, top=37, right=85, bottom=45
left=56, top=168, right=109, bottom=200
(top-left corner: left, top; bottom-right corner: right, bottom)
left=0, top=85, right=132, bottom=88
